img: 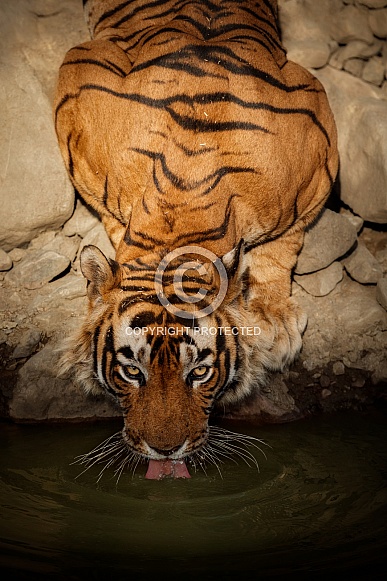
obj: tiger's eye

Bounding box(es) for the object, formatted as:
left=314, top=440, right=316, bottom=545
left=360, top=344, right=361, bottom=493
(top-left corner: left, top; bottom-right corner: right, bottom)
left=126, top=366, right=140, bottom=376
left=192, top=366, right=208, bottom=377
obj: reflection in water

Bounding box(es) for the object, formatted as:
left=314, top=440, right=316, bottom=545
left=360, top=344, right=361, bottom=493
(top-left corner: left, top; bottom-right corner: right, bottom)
left=0, top=409, right=386, bottom=580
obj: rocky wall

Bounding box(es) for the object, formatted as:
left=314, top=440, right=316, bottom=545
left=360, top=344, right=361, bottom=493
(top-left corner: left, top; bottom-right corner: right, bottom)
left=0, top=0, right=386, bottom=423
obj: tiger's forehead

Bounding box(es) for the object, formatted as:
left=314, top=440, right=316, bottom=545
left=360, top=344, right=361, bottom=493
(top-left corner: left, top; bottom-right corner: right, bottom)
left=114, top=308, right=217, bottom=366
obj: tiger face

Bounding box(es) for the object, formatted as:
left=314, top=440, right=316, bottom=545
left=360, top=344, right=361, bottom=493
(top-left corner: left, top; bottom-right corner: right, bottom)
left=76, top=243, right=251, bottom=463
left=108, top=309, right=235, bottom=459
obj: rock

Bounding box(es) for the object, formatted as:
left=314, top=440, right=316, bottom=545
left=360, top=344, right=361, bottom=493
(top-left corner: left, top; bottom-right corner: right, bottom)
left=32, top=298, right=86, bottom=338
left=372, top=361, right=387, bottom=384
left=48, top=274, right=87, bottom=300
left=41, top=232, right=81, bottom=263
left=296, top=209, right=357, bottom=274
left=330, top=5, right=375, bottom=45
left=283, top=39, right=331, bottom=69
left=352, top=377, right=366, bottom=388
left=28, top=275, right=87, bottom=316
left=297, top=275, right=387, bottom=374
left=28, top=231, right=57, bottom=251
left=0, top=2, right=76, bottom=251
left=10, top=341, right=121, bottom=421
left=333, top=286, right=386, bottom=335
left=278, top=0, right=341, bottom=69
left=62, top=198, right=101, bottom=238
left=315, top=67, right=387, bottom=223
left=7, top=248, right=25, bottom=263
left=321, top=389, right=332, bottom=399
left=376, top=277, right=387, bottom=309
left=340, top=208, right=364, bottom=232
left=6, top=250, right=70, bottom=290
left=343, top=242, right=383, bottom=284
left=294, top=262, right=343, bottom=296
left=375, top=247, right=387, bottom=274
left=11, top=328, right=41, bottom=359
left=362, top=56, right=385, bottom=85
left=343, top=58, right=365, bottom=77
left=329, top=40, right=383, bottom=70
left=0, top=248, right=12, bottom=271
left=320, top=375, right=331, bottom=388
left=332, top=361, right=345, bottom=375
left=359, top=0, right=387, bottom=9
left=368, top=8, right=387, bottom=38
left=227, top=374, right=301, bottom=422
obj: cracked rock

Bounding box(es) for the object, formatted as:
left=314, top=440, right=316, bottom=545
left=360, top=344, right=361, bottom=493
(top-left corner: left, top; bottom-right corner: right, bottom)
left=343, top=242, right=383, bottom=284
left=294, top=261, right=343, bottom=296
left=6, top=250, right=70, bottom=289
left=296, top=209, right=357, bottom=274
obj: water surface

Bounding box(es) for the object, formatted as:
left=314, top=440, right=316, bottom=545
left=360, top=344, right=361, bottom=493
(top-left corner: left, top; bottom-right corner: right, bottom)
left=1, top=409, right=386, bottom=580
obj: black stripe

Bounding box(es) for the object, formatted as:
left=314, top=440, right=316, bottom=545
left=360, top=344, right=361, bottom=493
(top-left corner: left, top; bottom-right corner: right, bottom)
left=101, top=324, right=117, bottom=396
left=61, top=58, right=126, bottom=77
left=130, top=311, right=158, bottom=328
left=94, top=0, right=135, bottom=30
left=117, top=345, right=135, bottom=360
left=93, top=322, right=102, bottom=380
left=113, top=0, right=183, bottom=29
left=133, top=148, right=256, bottom=193
left=67, top=134, right=74, bottom=178
left=56, top=86, right=328, bottom=144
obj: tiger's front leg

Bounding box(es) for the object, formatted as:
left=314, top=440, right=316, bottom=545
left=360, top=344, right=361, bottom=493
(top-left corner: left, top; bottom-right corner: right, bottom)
left=244, top=229, right=307, bottom=371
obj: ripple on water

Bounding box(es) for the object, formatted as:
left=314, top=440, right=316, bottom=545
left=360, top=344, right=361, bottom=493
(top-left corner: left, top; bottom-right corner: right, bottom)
left=0, top=410, right=386, bottom=578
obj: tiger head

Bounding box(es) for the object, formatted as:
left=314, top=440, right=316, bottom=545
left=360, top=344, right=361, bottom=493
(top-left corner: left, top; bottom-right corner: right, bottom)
left=66, top=242, right=261, bottom=464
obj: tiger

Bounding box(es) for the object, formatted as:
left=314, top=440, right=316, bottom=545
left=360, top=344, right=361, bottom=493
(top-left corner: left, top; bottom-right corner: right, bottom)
left=54, top=0, right=338, bottom=478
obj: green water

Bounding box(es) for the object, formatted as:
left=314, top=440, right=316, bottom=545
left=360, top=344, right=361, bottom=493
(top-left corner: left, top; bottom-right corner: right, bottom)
left=1, top=409, right=386, bottom=580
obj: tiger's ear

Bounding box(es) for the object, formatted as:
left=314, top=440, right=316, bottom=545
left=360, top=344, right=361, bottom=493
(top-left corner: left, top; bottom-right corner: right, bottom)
left=219, top=239, right=246, bottom=304
left=80, top=245, right=121, bottom=304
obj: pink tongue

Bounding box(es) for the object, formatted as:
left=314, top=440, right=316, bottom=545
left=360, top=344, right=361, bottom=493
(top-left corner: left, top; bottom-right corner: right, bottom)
left=145, top=459, right=191, bottom=480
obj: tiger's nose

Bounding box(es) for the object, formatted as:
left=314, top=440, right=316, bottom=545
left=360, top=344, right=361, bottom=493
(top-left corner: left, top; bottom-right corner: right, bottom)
left=151, top=444, right=182, bottom=457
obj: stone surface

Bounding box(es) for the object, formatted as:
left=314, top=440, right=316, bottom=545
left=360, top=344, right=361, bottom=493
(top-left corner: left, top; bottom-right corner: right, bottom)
left=294, top=262, right=343, bottom=296
left=343, top=242, right=384, bottom=284
left=368, top=8, right=387, bottom=38
left=332, top=361, right=345, bottom=375
left=362, top=56, right=385, bottom=85
left=340, top=208, right=364, bottom=232
left=315, top=67, right=387, bottom=223
left=330, top=39, right=383, bottom=69
left=297, top=276, right=387, bottom=372
left=296, top=209, right=357, bottom=274
left=227, top=375, right=301, bottom=423
left=7, top=248, right=25, bottom=263
left=359, top=0, right=387, bottom=9
left=41, top=232, right=81, bottom=263
left=376, top=277, right=387, bottom=309
left=331, top=5, right=375, bottom=44
left=282, top=39, right=331, bottom=69
left=278, top=0, right=340, bottom=69
left=0, top=248, right=12, bottom=271
left=375, top=247, right=387, bottom=274
left=11, top=342, right=121, bottom=421
left=11, top=328, right=41, bottom=359
left=62, top=199, right=101, bottom=238
left=6, top=250, right=70, bottom=289
left=0, top=2, right=77, bottom=251
left=343, top=57, right=365, bottom=77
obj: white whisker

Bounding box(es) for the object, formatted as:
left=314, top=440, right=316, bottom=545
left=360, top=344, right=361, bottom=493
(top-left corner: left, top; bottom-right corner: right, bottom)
left=71, top=431, right=140, bottom=482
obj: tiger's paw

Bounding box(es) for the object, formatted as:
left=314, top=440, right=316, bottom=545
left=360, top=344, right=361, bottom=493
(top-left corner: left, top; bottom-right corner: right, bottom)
left=252, top=298, right=307, bottom=372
